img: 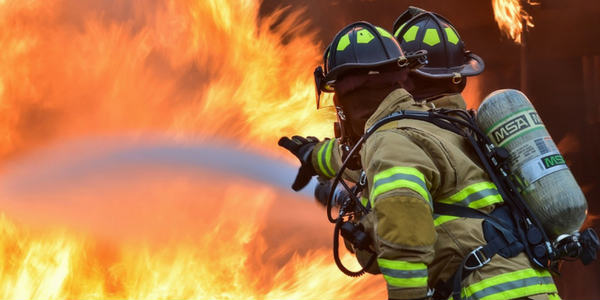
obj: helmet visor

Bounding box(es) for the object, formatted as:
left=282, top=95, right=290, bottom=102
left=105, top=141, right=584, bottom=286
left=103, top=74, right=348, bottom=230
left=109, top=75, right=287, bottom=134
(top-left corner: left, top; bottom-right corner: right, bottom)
left=316, top=92, right=335, bottom=109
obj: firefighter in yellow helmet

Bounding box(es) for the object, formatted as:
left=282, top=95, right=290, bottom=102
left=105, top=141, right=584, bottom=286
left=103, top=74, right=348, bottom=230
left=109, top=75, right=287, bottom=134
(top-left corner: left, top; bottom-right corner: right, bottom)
left=279, top=11, right=560, bottom=300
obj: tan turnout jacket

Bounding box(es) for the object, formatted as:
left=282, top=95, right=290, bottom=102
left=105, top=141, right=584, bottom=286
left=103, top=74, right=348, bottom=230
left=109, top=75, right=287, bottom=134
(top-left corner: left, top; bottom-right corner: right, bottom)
left=311, top=88, right=560, bottom=300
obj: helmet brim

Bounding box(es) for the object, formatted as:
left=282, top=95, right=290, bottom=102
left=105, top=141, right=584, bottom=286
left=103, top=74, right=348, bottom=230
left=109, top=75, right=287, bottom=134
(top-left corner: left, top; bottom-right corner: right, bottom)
left=323, top=57, right=404, bottom=89
left=412, top=52, right=484, bottom=79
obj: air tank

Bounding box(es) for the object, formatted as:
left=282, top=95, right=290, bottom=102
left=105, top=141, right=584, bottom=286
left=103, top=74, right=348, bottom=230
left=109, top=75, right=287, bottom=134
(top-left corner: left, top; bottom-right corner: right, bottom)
left=477, top=89, right=587, bottom=238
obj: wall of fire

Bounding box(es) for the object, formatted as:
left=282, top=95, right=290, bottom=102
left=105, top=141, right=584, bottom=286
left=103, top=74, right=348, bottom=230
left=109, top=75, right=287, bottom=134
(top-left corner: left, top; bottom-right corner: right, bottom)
left=260, top=0, right=600, bottom=298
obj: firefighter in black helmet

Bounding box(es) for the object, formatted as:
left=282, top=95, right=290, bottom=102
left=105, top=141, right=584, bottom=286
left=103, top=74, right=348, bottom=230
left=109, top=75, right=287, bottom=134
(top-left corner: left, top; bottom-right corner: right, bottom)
left=380, top=8, right=560, bottom=300
left=279, top=21, right=423, bottom=191
left=312, top=21, right=424, bottom=169
left=282, top=21, right=435, bottom=300
left=392, top=7, right=484, bottom=101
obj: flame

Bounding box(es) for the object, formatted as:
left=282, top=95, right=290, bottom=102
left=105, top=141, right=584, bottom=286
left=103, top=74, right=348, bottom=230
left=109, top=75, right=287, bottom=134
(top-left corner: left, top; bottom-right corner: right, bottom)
left=0, top=171, right=385, bottom=299
left=0, top=0, right=335, bottom=161
left=491, top=0, right=535, bottom=44
left=0, top=0, right=387, bottom=298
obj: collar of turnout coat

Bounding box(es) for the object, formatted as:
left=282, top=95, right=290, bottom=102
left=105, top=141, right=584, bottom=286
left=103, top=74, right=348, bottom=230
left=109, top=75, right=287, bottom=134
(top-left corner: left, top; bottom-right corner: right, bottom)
left=365, top=89, right=466, bottom=130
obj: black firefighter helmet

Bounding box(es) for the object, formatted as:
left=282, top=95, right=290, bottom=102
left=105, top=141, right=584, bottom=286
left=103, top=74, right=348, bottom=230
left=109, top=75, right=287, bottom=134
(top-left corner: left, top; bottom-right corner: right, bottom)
left=313, top=21, right=425, bottom=108
left=392, top=7, right=484, bottom=84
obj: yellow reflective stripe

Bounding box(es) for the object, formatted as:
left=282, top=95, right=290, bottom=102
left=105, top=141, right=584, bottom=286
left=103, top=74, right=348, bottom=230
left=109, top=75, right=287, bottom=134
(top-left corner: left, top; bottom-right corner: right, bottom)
left=403, top=25, right=419, bottom=42
left=316, top=141, right=329, bottom=177
left=423, top=28, right=441, bottom=46
left=438, top=181, right=503, bottom=209
left=378, top=259, right=428, bottom=288
left=375, top=166, right=427, bottom=184
left=462, top=268, right=556, bottom=299
left=433, top=215, right=459, bottom=227
left=317, top=140, right=334, bottom=178
left=360, top=196, right=369, bottom=208
left=440, top=182, right=496, bottom=203
left=468, top=194, right=504, bottom=209
left=337, top=33, right=351, bottom=51
left=445, top=27, right=459, bottom=44
left=323, top=139, right=335, bottom=177
left=370, top=167, right=431, bottom=205
left=465, top=268, right=552, bottom=293
left=376, top=26, right=393, bottom=39
left=356, top=28, right=375, bottom=44
left=477, top=284, right=557, bottom=300
left=377, top=259, right=427, bottom=270
left=384, top=275, right=428, bottom=288
left=371, top=179, right=429, bottom=206
left=394, top=23, right=406, bottom=38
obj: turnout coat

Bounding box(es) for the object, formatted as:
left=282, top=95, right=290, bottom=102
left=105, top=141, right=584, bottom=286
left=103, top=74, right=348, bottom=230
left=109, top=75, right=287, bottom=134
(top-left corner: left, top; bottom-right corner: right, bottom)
left=311, top=88, right=559, bottom=300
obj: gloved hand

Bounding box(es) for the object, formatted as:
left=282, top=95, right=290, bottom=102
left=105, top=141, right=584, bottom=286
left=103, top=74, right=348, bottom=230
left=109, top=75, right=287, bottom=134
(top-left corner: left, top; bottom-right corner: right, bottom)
left=278, top=136, right=319, bottom=191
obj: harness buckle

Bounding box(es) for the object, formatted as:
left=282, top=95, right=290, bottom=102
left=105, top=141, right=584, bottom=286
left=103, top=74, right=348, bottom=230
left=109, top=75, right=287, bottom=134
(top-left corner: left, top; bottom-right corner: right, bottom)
left=359, top=171, right=367, bottom=186
left=464, top=246, right=491, bottom=270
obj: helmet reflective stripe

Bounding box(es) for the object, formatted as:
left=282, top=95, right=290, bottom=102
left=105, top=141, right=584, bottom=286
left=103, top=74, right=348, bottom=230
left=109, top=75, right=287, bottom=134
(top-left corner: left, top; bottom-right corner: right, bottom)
left=357, top=29, right=374, bottom=44
left=337, top=27, right=392, bottom=51
left=313, top=21, right=410, bottom=109
left=321, top=21, right=405, bottom=83
left=376, top=27, right=393, bottom=39
left=394, top=23, right=406, bottom=38
left=337, top=33, right=351, bottom=51
left=403, top=25, right=419, bottom=42
left=392, top=9, right=484, bottom=79
left=399, top=23, right=461, bottom=45
left=423, top=28, right=441, bottom=46
left=445, top=27, right=459, bottom=44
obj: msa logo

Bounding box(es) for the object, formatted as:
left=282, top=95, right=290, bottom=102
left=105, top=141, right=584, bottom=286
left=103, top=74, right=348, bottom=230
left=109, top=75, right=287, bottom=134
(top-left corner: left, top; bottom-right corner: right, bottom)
left=529, top=112, right=542, bottom=125
left=542, top=154, right=565, bottom=169
left=491, top=115, right=531, bottom=144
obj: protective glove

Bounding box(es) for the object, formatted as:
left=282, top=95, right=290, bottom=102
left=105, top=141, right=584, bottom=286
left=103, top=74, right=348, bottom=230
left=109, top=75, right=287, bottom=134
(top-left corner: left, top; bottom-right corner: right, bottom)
left=278, top=136, right=319, bottom=191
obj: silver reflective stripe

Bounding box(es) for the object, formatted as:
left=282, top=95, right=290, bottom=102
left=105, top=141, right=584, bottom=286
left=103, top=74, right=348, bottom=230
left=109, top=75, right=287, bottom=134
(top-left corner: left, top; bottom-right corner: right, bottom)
left=372, top=173, right=431, bottom=201
left=379, top=267, right=428, bottom=279
left=465, top=276, right=555, bottom=300
left=455, top=188, right=499, bottom=207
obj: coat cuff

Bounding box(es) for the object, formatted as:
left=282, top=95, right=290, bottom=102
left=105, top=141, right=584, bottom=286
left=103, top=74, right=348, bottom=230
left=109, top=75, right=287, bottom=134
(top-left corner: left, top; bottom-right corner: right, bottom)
left=311, top=139, right=336, bottom=178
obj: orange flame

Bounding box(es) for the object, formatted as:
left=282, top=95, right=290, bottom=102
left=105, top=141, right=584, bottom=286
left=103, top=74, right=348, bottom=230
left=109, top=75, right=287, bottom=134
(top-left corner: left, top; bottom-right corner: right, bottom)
left=0, top=0, right=335, bottom=161
left=491, top=0, right=535, bottom=44
left=0, top=0, right=386, bottom=298
left=0, top=171, right=385, bottom=299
